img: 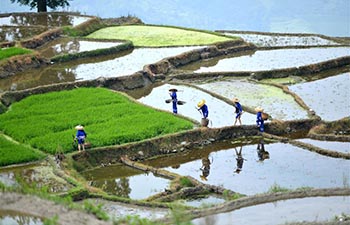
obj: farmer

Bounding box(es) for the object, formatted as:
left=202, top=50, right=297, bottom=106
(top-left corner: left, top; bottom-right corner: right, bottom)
left=233, top=97, right=243, bottom=126
left=169, top=88, right=178, bottom=114
left=255, top=106, right=265, bottom=132
left=197, top=99, right=209, bottom=127
left=75, top=125, right=87, bottom=152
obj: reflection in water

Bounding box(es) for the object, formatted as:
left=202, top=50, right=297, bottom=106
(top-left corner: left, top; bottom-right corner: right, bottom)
left=192, top=196, right=350, bottom=225
left=234, top=146, right=245, bottom=173
left=0, top=13, right=90, bottom=27
left=257, top=140, right=270, bottom=161
left=90, top=177, right=131, bottom=198
left=200, top=154, right=212, bottom=181
left=0, top=213, right=43, bottom=225
left=0, top=26, right=47, bottom=42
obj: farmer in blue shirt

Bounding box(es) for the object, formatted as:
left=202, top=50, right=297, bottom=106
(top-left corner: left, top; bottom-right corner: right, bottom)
left=233, top=97, right=243, bottom=126
left=255, top=106, right=265, bottom=132
left=169, top=88, right=178, bottom=114
left=197, top=99, right=209, bottom=118
left=75, top=125, right=87, bottom=152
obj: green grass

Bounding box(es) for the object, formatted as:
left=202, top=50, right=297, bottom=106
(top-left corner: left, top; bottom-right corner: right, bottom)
left=0, top=47, right=32, bottom=60
left=87, top=25, right=235, bottom=47
left=0, top=134, right=46, bottom=166
left=0, top=88, right=193, bottom=154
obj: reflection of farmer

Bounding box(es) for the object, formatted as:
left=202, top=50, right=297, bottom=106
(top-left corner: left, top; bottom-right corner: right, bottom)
left=255, top=106, right=265, bottom=132
left=234, top=146, right=245, bottom=173
left=169, top=88, right=178, bottom=114
left=75, top=125, right=87, bottom=152
left=233, top=97, right=243, bottom=126
left=257, top=140, right=270, bottom=161
left=200, top=155, right=212, bottom=181
left=197, top=99, right=209, bottom=127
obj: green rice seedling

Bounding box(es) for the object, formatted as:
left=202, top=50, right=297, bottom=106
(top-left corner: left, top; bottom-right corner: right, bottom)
left=0, top=47, right=32, bottom=60
left=87, top=25, right=235, bottom=47
left=0, top=135, right=46, bottom=166
left=0, top=88, right=193, bottom=154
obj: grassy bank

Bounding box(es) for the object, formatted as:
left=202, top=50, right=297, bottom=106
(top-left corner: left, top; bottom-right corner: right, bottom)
left=0, top=135, right=45, bottom=166
left=0, top=47, right=32, bottom=60
left=0, top=88, right=193, bottom=154
left=87, top=25, right=235, bottom=47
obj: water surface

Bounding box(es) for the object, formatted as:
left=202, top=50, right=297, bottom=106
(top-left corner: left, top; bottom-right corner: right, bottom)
left=192, top=196, right=350, bottom=225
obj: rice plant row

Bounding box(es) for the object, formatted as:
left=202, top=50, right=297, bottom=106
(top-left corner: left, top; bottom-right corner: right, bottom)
left=0, top=88, right=194, bottom=154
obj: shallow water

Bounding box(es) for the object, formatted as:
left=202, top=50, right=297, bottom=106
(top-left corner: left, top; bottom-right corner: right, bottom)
left=137, top=83, right=257, bottom=127
left=181, top=47, right=350, bottom=73
left=183, top=195, right=225, bottom=208
left=196, top=78, right=308, bottom=121
left=297, top=138, right=350, bottom=154
left=0, top=14, right=90, bottom=27
left=289, top=73, right=350, bottom=121
left=0, top=211, right=43, bottom=225
left=0, top=46, right=204, bottom=92
left=224, top=32, right=340, bottom=47
left=82, top=164, right=170, bottom=200
left=37, top=37, right=123, bottom=58
left=0, top=26, right=47, bottom=42
left=192, top=196, right=350, bottom=225
left=147, top=141, right=350, bottom=196
left=0, top=163, right=72, bottom=193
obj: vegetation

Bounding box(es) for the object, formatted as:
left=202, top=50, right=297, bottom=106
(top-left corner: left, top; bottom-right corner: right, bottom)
left=10, top=0, right=71, bottom=12
left=0, top=47, right=32, bottom=61
left=87, top=25, right=235, bottom=47
left=0, top=88, right=193, bottom=154
left=0, top=134, right=46, bottom=166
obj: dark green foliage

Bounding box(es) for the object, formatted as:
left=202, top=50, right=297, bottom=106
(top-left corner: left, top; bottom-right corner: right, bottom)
left=10, top=0, right=71, bottom=12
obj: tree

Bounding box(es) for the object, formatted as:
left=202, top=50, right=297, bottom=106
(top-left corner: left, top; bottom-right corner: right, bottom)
left=10, top=0, right=71, bottom=12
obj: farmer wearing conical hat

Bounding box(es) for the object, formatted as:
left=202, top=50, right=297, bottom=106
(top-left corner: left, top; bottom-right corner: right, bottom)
left=197, top=99, right=209, bottom=127
left=169, top=88, right=178, bottom=114
left=75, top=125, right=87, bottom=152
left=233, top=97, right=243, bottom=126
left=255, top=106, right=264, bottom=132
left=197, top=99, right=209, bottom=119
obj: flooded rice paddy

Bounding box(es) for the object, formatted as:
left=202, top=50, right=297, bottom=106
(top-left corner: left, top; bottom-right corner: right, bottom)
left=145, top=141, right=350, bottom=196
left=196, top=78, right=308, bottom=121
left=181, top=47, right=350, bottom=73
left=0, top=13, right=91, bottom=27
left=82, top=164, right=170, bottom=200
left=0, top=162, right=73, bottom=193
left=297, top=138, right=350, bottom=154
left=0, top=26, right=47, bottom=42
left=137, top=83, right=257, bottom=127
left=0, top=46, right=203, bottom=92
left=289, top=72, right=350, bottom=121
left=0, top=211, right=43, bottom=225
left=223, top=32, right=340, bottom=47
left=37, top=37, right=124, bottom=59
left=192, top=196, right=350, bottom=225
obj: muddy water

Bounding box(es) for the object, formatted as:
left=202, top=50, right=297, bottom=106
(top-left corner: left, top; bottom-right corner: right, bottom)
left=0, top=162, right=73, bottom=193
left=146, top=141, right=350, bottom=196
left=83, top=198, right=169, bottom=220
left=297, top=138, right=350, bottom=154
left=137, top=83, right=257, bottom=127
left=195, top=77, right=308, bottom=121
left=289, top=73, right=350, bottom=121
left=223, top=32, right=340, bottom=47
left=180, top=47, right=350, bottom=73
left=192, top=196, right=350, bottom=225
left=0, top=211, right=43, bottom=225
left=0, top=46, right=203, bottom=92
left=82, top=164, right=170, bottom=200
left=0, top=26, right=47, bottom=42
left=37, top=37, right=123, bottom=58
left=0, top=14, right=90, bottom=27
